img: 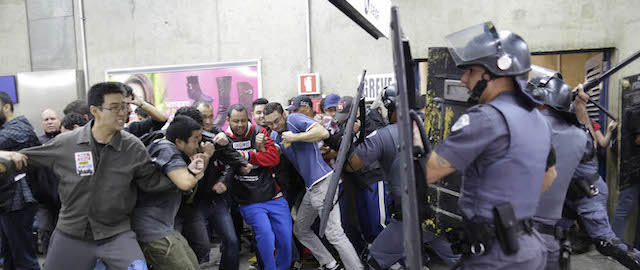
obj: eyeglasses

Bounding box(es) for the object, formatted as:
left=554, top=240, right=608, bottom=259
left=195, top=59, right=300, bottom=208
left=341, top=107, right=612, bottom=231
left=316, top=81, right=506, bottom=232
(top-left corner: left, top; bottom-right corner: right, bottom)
left=100, top=104, right=128, bottom=114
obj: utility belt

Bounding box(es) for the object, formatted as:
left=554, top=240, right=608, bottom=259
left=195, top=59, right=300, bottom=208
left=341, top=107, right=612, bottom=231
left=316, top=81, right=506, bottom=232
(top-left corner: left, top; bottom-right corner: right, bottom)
left=533, top=221, right=571, bottom=270
left=448, top=218, right=533, bottom=256
left=448, top=203, right=532, bottom=256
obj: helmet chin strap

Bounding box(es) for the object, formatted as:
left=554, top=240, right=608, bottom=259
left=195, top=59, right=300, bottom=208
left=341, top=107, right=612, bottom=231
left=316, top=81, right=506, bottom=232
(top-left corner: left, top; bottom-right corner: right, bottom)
left=467, top=79, right=488, bottom=105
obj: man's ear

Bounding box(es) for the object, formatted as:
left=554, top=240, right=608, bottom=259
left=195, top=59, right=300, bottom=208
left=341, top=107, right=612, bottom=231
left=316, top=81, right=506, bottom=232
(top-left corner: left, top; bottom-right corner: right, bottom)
left=89, top=106, right=100, bottom=118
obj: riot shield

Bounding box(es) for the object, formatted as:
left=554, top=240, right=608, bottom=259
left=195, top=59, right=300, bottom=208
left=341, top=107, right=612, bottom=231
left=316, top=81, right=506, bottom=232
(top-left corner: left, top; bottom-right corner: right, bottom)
left=390, top=7, right=423, bottom=270
left=319, top=70, right=367, bottom=237
left=619, top=74, right=640, bottom=190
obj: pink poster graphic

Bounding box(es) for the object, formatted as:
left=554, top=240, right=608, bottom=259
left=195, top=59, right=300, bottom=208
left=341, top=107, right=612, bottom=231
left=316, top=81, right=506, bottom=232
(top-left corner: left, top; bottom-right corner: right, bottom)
left=108, top=61, right=261, bottom=130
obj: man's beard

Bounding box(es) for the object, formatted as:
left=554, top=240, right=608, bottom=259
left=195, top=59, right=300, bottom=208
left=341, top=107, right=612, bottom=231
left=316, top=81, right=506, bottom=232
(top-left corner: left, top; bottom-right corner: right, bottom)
left=0, top=112, right=6, bottom=126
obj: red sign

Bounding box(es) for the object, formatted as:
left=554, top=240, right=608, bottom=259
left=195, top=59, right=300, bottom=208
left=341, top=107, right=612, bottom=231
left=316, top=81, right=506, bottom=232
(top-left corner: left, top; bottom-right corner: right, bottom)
left=298, top=73, right=320, bottom=95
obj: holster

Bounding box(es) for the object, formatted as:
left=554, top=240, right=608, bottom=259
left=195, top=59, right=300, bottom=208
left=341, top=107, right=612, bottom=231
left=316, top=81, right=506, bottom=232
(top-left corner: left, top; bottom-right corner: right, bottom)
left=448, top=203, right=531, bottom=256
left=566, top=173, right=599, bottom=200
left=533, top=221, right=571, bottom=270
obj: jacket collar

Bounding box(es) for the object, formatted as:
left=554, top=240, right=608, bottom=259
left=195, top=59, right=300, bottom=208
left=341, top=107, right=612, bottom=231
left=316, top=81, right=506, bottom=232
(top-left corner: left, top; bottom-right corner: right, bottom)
left=76, top=120, right=123, bottom=151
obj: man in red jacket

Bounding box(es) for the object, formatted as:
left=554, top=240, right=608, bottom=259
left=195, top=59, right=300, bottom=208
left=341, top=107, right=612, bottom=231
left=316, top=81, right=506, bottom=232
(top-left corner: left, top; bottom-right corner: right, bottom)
left=224, top=104, right=292, bottom=270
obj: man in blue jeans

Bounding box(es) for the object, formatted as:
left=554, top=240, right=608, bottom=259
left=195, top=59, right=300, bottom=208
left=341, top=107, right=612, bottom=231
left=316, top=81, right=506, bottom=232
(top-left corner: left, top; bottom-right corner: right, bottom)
left=225, top=104, right=292, bottom=270
left=193, top=100, right=247, bottom=269
left=612, top=127, right=640, bottom=243
left=0, top=91, right=41, bottom=270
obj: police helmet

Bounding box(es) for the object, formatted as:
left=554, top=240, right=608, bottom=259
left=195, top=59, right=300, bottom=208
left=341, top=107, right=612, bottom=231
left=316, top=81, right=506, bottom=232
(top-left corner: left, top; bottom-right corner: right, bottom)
left=381, top=84, right=397, bottom=112
left=445, top=22, right=531, bottom=77
left=445, top=22, right=539, bottom=105
left=525, top=70, right=578, bottom=123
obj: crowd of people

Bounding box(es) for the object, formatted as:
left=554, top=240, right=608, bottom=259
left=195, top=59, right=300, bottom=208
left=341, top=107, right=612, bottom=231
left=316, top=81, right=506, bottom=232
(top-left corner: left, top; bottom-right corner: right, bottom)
left=0, top=22, right=639, bottom=270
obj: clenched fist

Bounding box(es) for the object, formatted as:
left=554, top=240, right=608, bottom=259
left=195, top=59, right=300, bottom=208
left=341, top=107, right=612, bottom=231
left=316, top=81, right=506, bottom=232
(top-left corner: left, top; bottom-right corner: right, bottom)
left=212, top=182, right=227, bottom=194
left=282, top=131, right=296, bottom=144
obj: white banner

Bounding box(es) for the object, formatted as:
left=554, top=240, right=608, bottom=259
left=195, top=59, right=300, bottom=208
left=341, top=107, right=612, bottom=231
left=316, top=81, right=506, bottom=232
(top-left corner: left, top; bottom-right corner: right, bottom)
left=360, top=73, right=395, bottom=101
left=346, top=0, right=391, bottom=37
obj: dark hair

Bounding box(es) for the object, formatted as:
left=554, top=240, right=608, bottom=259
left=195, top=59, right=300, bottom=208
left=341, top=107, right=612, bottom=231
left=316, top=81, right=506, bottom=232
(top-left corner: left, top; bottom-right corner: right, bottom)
left=61, top=112, right=88, bottom=130
left=135, top=107, right=149, bottom=119
left=0, top=92, right=14, bottom=112
left=227, top=104, right=247, bottom=118
left=264, top=102, right=284, bottom=116
left=191, top=99, right=212, bottom=109
left=252, top=98, right=269, bottom=109
left=124, top=74, right=155, bottom=105
left=319, top=98, right=326, bottom=114
left=87, top=82, right=126, bottom=108
left=167, top=115, right=201, bottom=144
left=63, top=100, right=92, bottom=120
left=175, top=106, right=203, bottom=126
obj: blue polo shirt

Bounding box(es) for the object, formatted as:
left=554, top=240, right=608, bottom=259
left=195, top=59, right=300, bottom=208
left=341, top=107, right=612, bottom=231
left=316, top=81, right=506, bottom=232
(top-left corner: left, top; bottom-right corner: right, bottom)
left=271, top=113, right=333, bottom=189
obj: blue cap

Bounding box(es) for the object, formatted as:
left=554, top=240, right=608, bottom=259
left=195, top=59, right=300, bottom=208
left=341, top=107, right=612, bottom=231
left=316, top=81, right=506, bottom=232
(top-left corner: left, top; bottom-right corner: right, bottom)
left=324, top=94, right=340, bottom=110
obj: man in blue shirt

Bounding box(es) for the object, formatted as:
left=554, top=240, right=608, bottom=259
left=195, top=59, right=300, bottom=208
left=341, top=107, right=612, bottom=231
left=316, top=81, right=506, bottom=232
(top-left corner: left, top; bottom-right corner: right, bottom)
left=264, top=100, right=363, bottom=270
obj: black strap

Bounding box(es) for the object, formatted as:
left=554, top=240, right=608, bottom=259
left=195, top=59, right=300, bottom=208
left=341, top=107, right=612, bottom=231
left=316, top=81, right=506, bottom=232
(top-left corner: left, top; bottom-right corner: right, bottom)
left=533, top=221, right=566, bottom=240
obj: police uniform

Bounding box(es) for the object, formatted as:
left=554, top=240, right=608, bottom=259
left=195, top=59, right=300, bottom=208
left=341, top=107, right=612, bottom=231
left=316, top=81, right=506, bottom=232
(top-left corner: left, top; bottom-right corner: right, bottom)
left=435, top=91, right=550, bottom=269
left=533, top=109, right=587, bottom=270
left=355, top=124, right=460, bottom=268
left=521, top=73, right=589, bottom=269
left=562, top=130, right=640, bottom=268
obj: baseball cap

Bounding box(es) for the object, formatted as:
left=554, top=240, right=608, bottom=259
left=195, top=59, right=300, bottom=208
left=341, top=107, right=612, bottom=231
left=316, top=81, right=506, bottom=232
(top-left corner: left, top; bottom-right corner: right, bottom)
left=333, top=96, right=354, bottom=122
left=286, top=95, right=312, bottom=111
left=324, top=94, right=340, bottom=110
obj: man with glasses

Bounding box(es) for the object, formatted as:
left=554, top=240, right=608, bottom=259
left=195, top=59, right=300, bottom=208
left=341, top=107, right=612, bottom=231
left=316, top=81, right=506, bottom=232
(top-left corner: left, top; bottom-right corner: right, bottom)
left=264, top=102, right=363, bottom=270
left=2, top=82, right=176, bottom=269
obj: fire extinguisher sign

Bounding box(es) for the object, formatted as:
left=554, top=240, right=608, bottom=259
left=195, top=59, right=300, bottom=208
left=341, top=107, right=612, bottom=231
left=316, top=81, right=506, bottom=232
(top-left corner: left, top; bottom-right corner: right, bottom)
left=298, top=73, right=320, bottom=95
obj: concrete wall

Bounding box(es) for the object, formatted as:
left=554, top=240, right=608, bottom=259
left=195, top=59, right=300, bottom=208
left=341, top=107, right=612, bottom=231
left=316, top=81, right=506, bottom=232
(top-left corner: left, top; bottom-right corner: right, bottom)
left=0, top=0, right=31, bottom=75
left=1, top=0, right=638, bottom=114
left=2, top=0, right=634, bottom=104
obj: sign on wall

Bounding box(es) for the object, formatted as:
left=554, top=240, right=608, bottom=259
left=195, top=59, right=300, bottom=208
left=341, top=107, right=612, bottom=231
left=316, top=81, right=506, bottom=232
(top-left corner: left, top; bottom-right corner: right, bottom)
left=299, top=73, right=320, bottom=95
left=0, top=76, right=18, bottom=103
left=329, top=0, right=391, bottom=39
left=107, top=60, right=262, bottom=130
left=361, top=73, right=395, bottom=101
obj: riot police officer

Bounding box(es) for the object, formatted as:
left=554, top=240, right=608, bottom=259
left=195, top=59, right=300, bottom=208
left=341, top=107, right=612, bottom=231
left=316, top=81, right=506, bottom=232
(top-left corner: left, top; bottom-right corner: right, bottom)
left=420, top=22, right=556, bottom=269
left=560, top=84, right=640, bottom=269
left=524, top=71, right=589, bottom=270
left=347, top=85, right=460, bottom=269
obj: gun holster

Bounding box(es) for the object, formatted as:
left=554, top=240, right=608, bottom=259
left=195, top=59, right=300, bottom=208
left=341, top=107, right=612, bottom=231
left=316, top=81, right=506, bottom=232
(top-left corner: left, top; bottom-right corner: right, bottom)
left=493, top=203, right=525, bottom=255
left=567, top=174, right=599, bottom=200
left=533, top=221, right=571, bottom=270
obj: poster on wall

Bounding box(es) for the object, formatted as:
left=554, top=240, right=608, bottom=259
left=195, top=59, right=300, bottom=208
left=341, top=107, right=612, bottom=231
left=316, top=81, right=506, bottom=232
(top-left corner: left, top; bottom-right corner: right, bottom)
left=0, top=75, right=18, bottom=103
left=106, top=60, right=261, bottom=130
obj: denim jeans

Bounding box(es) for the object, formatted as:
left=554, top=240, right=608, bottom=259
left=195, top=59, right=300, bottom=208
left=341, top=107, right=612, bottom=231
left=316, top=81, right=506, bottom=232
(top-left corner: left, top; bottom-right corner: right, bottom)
left=199, top=197, right=239, bottom=270
left=612, top=183, right=640, bottom=240
left=0, top=204, right=40, bottom=270
left=293, top=177, right=364, bottom=270
left=174, top=202, right=210, bottom=263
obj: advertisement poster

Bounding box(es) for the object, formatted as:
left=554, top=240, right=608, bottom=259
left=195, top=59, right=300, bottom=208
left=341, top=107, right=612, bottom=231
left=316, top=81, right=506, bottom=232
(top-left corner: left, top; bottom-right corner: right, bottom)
left=0, top=75, right=18, bottom=103
left=107, top=60, right=261, bottom=130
